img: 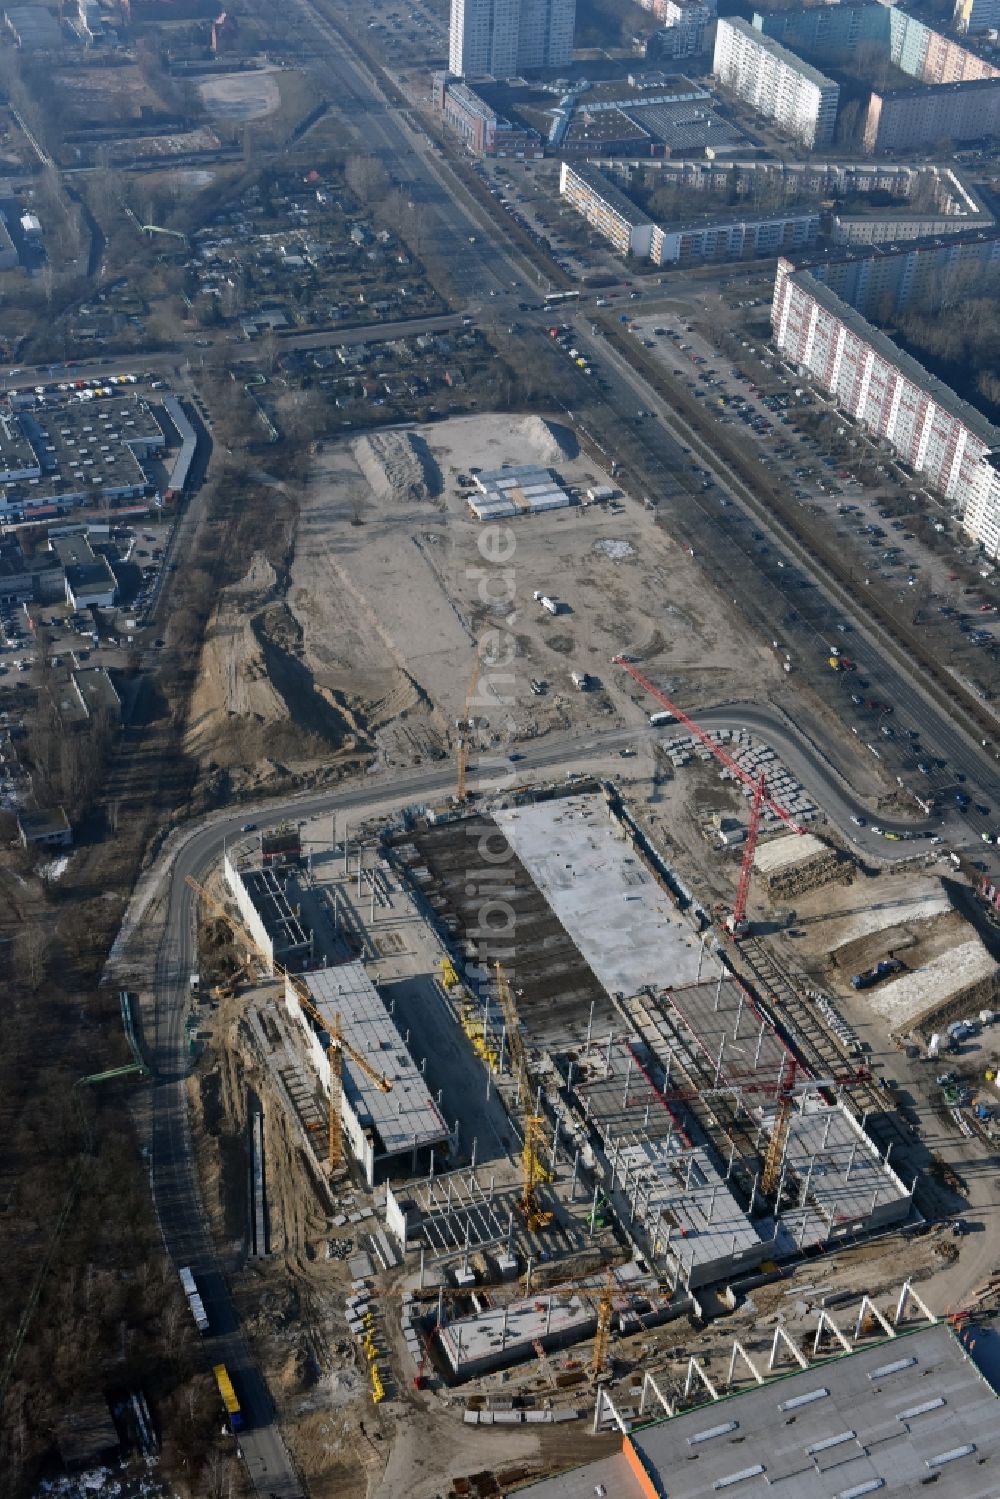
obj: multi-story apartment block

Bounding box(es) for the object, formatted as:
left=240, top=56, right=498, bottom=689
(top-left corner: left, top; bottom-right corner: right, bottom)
left=560, top=161, right=818, bottom=265
left=954, top=0, right=1000, bottom=34
left=713, top=17, right=839, bottom=148
left=755, top=6, right=999, bottom=85
left=449, top=0, right=574, bottom=78
left=772, top=255, right=1000, bottom=558
left=646, top=3, right=714, bottom=60
left=864, top=78, right=1000, bottom=153
left=651, top=209, right=818, bottom=265
left=559, top=162, right=655, bottom=258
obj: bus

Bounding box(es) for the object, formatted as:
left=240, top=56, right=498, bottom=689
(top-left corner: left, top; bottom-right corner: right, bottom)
left=649, top=710, right=676, bottom=726
left=543, top=290, right=580, bottom=306
left=213, top=1364, right=243, bottom=1431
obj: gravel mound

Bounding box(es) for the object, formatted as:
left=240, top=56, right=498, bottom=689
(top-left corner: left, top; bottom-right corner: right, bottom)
left=517, top=415, right=577, bottom=464
left=354, top=430, right=442, bottom=504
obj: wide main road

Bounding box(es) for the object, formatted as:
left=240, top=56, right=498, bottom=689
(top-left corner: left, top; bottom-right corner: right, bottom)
left=268, top=0, right=1000, bottom=863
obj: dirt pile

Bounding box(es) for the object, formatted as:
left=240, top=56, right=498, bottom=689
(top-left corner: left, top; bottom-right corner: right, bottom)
left=186, top=550, right=362, bottom=788
left=353, top=430, right=442, bottom=504
left=516, top=415, right=577, bottom=464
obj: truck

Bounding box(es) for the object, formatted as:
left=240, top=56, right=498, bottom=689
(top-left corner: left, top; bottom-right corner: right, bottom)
left=532, top=591, right=559, bottom=616
left=189, top=972, right=200, bottom=995
left=649, top=710, right=675, bottom=726
left=179, top=1265, right=210, bottom=1334
left=213, top=1364, right=243, bottom=1431
left=851, top=957, right=904, bottom=991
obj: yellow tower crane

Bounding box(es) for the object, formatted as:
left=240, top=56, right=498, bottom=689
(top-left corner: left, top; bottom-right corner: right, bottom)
left=494, top=961, right=553, bottom=1232
left=589, top=1269, right=616, bottom=1380
left=761, top=1055, right=798, bottom=1199
left=185, top=875, right=392, bottom=1173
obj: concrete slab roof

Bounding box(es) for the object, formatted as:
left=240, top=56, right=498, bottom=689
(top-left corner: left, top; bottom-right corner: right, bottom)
left=493, top=795, right=721, bottom=999
left=575, top=1038, right=680, bottom=1143
left=520, top=1324, right=1000, bottom=1498
left=298, top=965, right=449, bottom=1157
left=616, top=1135, right=766, bottom=1281
left=440, top=1291, right=596, bottom=1374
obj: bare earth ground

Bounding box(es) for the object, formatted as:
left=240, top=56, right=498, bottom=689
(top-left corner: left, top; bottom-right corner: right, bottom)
left=195, top=67, right=282, bottom=121
left=296, top=413, right=784, bottom=764
left=189, top=411, right=906, bottom=801
left=186, top=549, right=364, bottom=792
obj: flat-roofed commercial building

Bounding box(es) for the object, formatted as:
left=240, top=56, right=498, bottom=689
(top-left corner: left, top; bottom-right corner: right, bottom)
left=432, top=75, right=543, bottom=158
left=713, top=17, right=839, bottom=147
left=287, top=965, right=450, bottom=1187
left=517, top=1322, right=1000, bottom=1499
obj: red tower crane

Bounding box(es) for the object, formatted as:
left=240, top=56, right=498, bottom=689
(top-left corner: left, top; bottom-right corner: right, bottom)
left=612, top=656, right=805, bottom=937
left=729, top=772, right=767, bottom=938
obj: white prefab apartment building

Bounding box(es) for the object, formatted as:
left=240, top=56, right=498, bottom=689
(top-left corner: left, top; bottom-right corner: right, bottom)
left=772, top=259, right=1000, bottom=559
left=449, top=0, right=575, bottom=77
left=559, top=162, right=655, bottom=259
left=713, top=16, right=839, bottom=147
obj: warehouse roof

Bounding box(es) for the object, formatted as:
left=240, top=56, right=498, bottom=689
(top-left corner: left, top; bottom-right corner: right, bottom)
left=520, top=1323, right=1000, bottom=1498
left=298, top=965, right=449, bottom=1157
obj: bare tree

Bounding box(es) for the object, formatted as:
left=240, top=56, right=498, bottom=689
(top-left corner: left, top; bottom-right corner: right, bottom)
left=16, top=924, right=49, bottom=994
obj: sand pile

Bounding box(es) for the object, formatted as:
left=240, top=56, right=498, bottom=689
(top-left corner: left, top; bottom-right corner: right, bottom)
left=353, top=431, right=441, bottom=504
left=517, top=415, right=576, bottom=464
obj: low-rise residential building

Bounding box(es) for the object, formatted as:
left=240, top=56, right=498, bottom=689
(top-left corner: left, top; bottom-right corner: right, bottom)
left=772, top=255, right=1000, bottom=559
left=713, top=16, right=839, bottom=148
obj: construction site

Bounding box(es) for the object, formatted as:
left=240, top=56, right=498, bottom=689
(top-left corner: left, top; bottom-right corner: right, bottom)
left=179, top=639, right=1000, bottom=1474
